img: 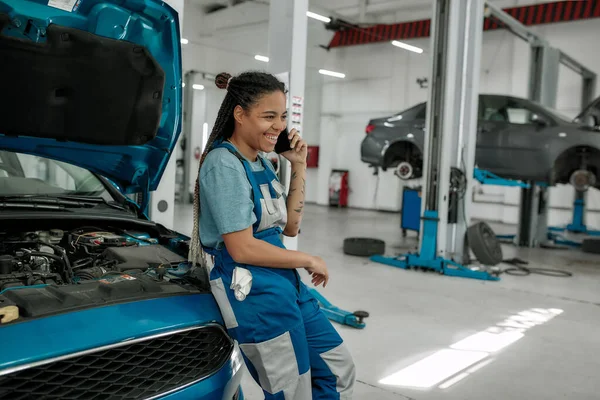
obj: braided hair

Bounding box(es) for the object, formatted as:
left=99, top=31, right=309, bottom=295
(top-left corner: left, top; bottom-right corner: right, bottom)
left=188, top=71, right=287, bottom=267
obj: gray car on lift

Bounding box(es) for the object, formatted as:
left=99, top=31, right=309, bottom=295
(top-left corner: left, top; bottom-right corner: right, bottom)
left=360, top=94, right=600, bottom=190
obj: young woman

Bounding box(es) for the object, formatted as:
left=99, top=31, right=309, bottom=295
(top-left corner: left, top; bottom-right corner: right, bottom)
left=188, top=71, right=355, bottom=399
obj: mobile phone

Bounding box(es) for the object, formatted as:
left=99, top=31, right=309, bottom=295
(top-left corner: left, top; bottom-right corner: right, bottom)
left=275, top=128, right=292, bottom=154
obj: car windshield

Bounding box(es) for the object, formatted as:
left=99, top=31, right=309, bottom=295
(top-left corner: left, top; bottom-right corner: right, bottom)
left=0, top=150, right=113, bottom=200
left=536, top=104, right=573, bottom=123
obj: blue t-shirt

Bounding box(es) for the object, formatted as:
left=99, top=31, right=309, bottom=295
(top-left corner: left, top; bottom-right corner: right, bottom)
left=199, top=144, right=276, bottom=249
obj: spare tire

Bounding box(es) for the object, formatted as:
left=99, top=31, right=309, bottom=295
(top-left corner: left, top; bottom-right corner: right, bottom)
left=467, top=222, right=503, bottom=266
left=343, top=238, right=385, bottom=257
left=581, top=238, right=600, bottom=254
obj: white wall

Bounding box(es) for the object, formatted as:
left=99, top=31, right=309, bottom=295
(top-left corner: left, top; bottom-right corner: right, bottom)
left=310, top=15, right=600, bottom=228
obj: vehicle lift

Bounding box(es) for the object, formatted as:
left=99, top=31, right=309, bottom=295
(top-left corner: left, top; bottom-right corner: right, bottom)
left=308, top=288, right=368, bottom=329
left=483, top=2, right=597, bottom=250
left=371, top=0, right=499, bottom=282
left=547, top=190, right=600, bottom=248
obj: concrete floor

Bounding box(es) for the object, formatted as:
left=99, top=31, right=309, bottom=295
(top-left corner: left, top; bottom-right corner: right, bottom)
left=175, top=203, right=600, bottom=400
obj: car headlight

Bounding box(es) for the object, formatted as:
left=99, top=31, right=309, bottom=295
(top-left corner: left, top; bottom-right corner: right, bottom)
left=230, top=341, right=243, bottom=375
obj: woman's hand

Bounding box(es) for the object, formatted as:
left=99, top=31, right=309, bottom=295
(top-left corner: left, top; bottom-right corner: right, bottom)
left=281, top=128, right=308, bottom=166
left=305, top=256, right=329, bottom=287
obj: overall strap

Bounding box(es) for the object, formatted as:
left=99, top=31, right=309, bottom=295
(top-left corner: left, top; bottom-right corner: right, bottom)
left=214, top=141, right=263, bottom=232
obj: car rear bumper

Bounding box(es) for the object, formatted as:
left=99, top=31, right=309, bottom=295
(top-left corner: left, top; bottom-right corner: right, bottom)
left=360, top=135, right=385, bottom=166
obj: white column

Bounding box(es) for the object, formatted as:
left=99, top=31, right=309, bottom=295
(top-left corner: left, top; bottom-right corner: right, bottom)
left=148, top=0, right=184, bottom=230
left=267, top=0, right=308, bottom=251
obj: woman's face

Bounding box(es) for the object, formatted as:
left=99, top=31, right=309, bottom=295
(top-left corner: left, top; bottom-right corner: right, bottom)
left=235, top=90, right=287, bottom=154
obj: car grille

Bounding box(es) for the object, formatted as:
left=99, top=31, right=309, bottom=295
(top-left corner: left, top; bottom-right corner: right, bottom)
left=0, top=325, right=233, bottom=400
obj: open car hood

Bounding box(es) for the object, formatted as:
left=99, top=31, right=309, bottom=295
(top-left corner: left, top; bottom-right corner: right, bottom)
left=0, top=0, right=182, bottom=193
left=574, top=96, right=600, bottom=128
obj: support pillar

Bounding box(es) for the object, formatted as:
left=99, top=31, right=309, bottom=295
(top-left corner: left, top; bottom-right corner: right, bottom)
left=148, top=0, right=184, bottom=230
left=420, top=0, right=484, bottom=263
left=516, top=44, right=559, bottom=247
left=267, top=0, right=308, bottom=251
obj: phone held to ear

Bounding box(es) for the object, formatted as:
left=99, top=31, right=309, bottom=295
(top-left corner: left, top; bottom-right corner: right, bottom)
left=275, top=128, right=292, bottom=154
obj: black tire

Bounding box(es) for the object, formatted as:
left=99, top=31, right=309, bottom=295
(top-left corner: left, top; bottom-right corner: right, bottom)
left=581, top=238, right=600, bottom=254
left=343, top=238, right=385, bottom=257
left=467, top=222, right=503, bottom=266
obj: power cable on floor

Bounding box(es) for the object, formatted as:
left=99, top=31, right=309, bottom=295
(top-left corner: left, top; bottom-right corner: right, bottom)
left=499, top=257, right=573, bottom=277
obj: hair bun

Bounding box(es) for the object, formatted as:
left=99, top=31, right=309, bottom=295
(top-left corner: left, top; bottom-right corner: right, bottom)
left=215, top=73, right=232, bottom=89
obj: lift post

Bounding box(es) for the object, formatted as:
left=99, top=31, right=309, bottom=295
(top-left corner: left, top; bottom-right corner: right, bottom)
left=547, top=190, right=600, bottom=247
left=371, top=0, right=498, bottom=281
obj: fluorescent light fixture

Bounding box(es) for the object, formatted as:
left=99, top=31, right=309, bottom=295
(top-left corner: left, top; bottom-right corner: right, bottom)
left=182, top=83, right=185, bottom=88
left=180, top=38, right=189, bottom=45
left=255, top=54, right=269, bottom=63
left=391, top=40, right=423, bottom=54
left=379, top=349, right=488, bottom=388
left=307, top=11, right=331, bottom=23
left=559, top=132, right=567, bottom=137
left=319, top=69, right=345, bottom=79
left=192, top=84, right=205, bottom=91
left=407, top=133, right=415, bottom=139
left=202, top=123, right=209, bottom=151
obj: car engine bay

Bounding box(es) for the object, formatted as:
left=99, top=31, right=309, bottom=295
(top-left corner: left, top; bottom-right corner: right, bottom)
left=0, top=223, right=209, bottom=323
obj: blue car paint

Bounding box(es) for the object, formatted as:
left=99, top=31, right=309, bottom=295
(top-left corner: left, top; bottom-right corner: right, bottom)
left=0, top=1, right=243, bottom=398
left=0, top=294, right=244, bottom=398
left=0, top=294, right=223, bottom=370
left=0, top=0, right=183, bottom=194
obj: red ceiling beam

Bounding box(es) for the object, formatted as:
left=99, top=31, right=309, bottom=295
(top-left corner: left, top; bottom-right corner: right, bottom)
left=328, top=0, right=600, bottom=48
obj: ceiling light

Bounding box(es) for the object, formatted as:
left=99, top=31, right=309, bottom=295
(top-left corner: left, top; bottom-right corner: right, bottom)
left=182, top=83, right=185, bottom=88
left=192, top=84, right=204, bottom=90
left=307, top=11, right=331, bottom=23
left=319, top=69, right=345, bottom=79
left=255, top=54, right=269, bottom=63
left=391, top=40, right=423, bottom=54
left=180, top=38, right=189, bottom=45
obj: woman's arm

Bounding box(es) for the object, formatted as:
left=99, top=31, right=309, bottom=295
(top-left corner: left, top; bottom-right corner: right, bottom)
left=280, top=128, right=308, bottom=237
left=284, top=162, right=306, bottom=237
left=223, top=227, right=311, bottom=268
left=222, top=227, right=329, bottom=286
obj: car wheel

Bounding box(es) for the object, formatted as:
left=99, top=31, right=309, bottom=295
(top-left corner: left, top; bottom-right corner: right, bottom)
left=570, top=169, right=597, bottom=192
left=467, top=222, right=503, bottom=266
left=343, top=238, right=385, bottom=257
left=394, top=161, right=414, bottom=180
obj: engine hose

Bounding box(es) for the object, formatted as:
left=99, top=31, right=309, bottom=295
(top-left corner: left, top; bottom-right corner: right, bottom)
left=72, top=257, right=93, bottom=270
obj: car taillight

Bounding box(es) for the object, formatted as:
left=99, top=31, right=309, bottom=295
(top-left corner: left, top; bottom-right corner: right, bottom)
left=366, top=124, right=375, bottom=134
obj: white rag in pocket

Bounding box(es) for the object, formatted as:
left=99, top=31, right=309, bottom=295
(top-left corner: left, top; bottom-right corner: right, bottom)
left=231, top=267, right=253, bottom=301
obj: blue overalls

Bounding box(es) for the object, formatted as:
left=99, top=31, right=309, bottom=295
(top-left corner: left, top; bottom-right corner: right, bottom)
left=203, top=142, right=355, bottom=400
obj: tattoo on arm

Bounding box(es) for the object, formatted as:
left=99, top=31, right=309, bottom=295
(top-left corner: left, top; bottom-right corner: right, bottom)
left=292, top=171, right=298, bottom=180
left=294, top=201, right=304, bottom=214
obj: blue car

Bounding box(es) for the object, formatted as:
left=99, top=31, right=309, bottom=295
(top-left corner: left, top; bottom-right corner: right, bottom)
left=0, top=0, right=244, bottom=398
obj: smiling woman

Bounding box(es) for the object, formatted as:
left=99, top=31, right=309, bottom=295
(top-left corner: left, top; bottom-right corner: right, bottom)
left=188, top=71, right=356, bottom=399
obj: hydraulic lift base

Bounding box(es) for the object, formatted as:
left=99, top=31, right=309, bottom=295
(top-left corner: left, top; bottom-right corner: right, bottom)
left=370, top=254, right=500, bottom=281
left=308, top=288, right=369, bottom=329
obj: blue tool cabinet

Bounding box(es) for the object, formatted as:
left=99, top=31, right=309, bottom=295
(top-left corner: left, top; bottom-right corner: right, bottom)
left=401, top=186, right=422, bottom=236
